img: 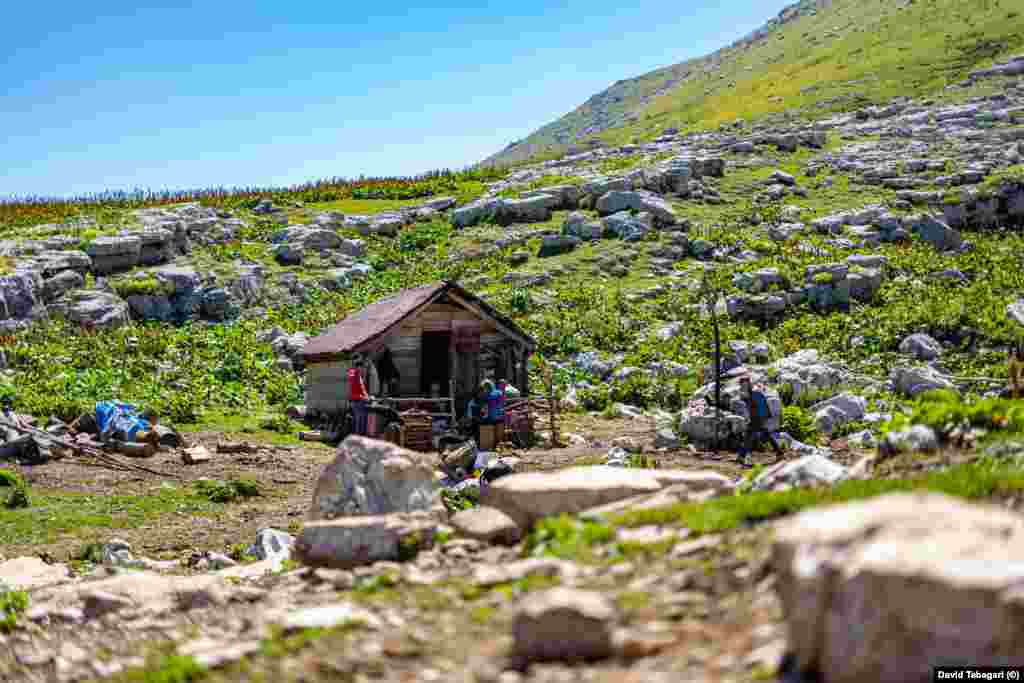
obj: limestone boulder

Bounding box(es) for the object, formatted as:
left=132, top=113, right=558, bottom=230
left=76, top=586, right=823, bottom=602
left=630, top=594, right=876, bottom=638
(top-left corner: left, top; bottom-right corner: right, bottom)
left=511, top=589, right=616, bottom=665
left=450, top=506, right=521, bottom=545
left=898, top=333, right=943, bottom=361
left=902, top=214, right=962, bottom=252
left=595, top=190, right=676, bottom=226
left=0, top=271, right=46, bottom=323
left=28, top=571, right=230, bottom=621
left=49, top=290, right=130, bottom=329
left=752, top=454, right=849, bottom=492
left=0, top=557, right=71, bottom=591
left=481, top=466, right=729, bottom=530
left=500, top=195, right=554, bottom=225
left=308, top=436, right=441, bottom=521
left=773, top=493, right=1024, bottom=682
left=811, top=393, right=867, bottom=436
left=86, top=236, right=141, bottom=275
left=890, top=365, right=956, bottom=398
left=1009, top=299, right=1024, bottom=327
left=294, top=513, right=436, bottom=569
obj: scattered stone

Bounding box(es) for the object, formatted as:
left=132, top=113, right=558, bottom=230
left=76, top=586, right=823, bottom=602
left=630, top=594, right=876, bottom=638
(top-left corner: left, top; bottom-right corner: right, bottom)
left=294, top=513, right=436, bottom=569
left=752, top=454, right=849, bottom=492
left=182, top=445, right=212, bottom=464
left=178, top=638, right=262, bottom=669
left=1009, top=299, right=1024, bottom=327
left=246, top=528, right=295, bottom=565
left=511, top=589, right=616, bottom=666
left=878, top=425, right=939, bottom=457
left=653, top=428, right=680, bottom=449
left=473, top=558, right=579, bottom=587
left=898, top=333, right=942, bottom=361
left=891, top=365, right=956, bottom=398
left=450, top=506, right=521, bottom=545
left=0, top=556, right=70, bottom=590
left=280, top=603, right=381, bottom=632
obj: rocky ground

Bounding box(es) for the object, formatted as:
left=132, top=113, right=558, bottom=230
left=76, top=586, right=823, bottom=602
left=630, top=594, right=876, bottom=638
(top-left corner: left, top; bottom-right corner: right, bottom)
left=0, top=25, right=1023, bottom=683
left=2, top=416, right=1022, bottom=683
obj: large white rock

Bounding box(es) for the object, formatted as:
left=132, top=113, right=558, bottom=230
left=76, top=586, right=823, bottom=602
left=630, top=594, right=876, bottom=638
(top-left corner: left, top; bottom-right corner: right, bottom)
left=890, top=365, right=957, bottom=398
left=1009, top=299, right=1024, bottom=327
left=773, top=493, right=1024, bottom=682
left=0, top=557, right=70, bottom=591
left=594, top=190, right=677, bottom=226
left=772, top=350, right=846, bottom=400
left=450, top=506, right=521, bottom=545
left=27, top=572, right=229, bottom=621
left=481, top=467, right=660, bottom=529
left=294, top=513, right=436, bottom=569
left=480, top=466, right=730, bottom=529
left=308, top=436, right=440, bottom=521
left=898, top=333, right=942, bottom=361
left=752, top=454, right=848, bottom=492
left=811, top=393, right=867, bottom=436
left=48, top=290, right=130, bottom=329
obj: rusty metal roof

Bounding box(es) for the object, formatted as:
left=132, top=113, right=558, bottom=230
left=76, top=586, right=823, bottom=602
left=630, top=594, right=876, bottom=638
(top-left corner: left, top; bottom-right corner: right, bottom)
left=301, top=280, right=534, bottom=361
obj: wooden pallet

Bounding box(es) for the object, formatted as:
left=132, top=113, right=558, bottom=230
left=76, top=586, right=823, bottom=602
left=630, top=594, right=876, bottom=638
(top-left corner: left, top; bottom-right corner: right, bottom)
left=400, top=409, right=434, bottom=452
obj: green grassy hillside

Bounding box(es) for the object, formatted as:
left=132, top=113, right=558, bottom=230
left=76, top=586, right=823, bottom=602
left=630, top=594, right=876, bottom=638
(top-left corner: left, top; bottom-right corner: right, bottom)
left=484, top=0, right=1024, bottom=165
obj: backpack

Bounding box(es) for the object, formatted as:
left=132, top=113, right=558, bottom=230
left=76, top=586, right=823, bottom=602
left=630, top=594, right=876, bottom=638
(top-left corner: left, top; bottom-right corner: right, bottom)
left=752, top=392, right=771, bottom=420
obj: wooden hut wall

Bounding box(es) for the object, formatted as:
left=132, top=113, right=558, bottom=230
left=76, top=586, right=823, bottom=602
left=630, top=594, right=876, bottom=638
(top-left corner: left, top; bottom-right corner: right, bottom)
left=374, top=301, right=502, bottom=398
left=305, top=360, right=351, bottom=415
left=374, top=327, right=421, bottom=397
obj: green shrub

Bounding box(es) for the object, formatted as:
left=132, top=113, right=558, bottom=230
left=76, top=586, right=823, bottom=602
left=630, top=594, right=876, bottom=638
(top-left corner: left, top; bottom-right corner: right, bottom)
left=120, top=654, right=206, bottom=683
left=510, top=290, right=531, bottom=314
left=5, top=488, right=29, bottom=510
left=0, top=470, right=22, bottom=488
left=260, top=414, right=297, bottom=434
left=811, top=272, right=834, bottom=286
left=113, top=277, right=166, bottom=298
left=782, top=405, right=818, bottom=443
left=523, top=516, right=614, bottom=560
left=576, top=386, right=610, bottom=412
left=194, top=478, right=261, bottom=503
left=627, top=453, right=658, bottom=468
left=441, top=487, right=478, bottom=514
left=883, top=391, right=1024, bottom=441
left=0, top=584, right=29, bottom=633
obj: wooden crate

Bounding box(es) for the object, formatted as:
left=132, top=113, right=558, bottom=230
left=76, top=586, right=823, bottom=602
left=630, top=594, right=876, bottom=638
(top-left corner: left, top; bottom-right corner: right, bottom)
left=478, top=424, right=497, bottom=451
left=401, top=409, right=434, bottom=452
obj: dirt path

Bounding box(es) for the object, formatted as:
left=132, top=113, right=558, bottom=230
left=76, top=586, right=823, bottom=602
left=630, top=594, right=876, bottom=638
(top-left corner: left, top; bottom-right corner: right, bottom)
left=3, top=433, right=336, bottom=561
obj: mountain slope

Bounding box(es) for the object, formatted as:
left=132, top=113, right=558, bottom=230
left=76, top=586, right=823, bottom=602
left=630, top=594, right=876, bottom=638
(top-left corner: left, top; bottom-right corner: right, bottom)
left=483, top=0, right=1024, bottom=166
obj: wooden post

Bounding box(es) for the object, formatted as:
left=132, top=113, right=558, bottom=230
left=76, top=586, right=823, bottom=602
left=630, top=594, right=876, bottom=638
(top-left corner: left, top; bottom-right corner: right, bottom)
left=449, top=379, right=456, bottom=425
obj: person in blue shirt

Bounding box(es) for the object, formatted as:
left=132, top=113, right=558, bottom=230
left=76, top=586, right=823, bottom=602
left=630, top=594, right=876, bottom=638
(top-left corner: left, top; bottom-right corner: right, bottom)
left=92, top=401, right=160, bottom=445
left=737, top=376, right=784, bottom=467
left=483, top=380, right=505, bottom=424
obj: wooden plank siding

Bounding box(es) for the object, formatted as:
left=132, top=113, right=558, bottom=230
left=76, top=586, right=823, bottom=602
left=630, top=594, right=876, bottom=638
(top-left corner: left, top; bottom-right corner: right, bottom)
left=306, top=360, right=350, bottom=415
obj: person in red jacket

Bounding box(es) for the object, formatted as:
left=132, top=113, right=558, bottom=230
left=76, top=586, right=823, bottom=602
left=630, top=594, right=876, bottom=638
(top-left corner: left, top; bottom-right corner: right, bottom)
left=348, top=357, right=370, bottom=436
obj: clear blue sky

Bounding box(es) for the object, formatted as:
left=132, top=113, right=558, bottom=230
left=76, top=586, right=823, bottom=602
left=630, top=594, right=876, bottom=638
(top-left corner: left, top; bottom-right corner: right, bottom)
left=2, top=1, right=788, bottom=199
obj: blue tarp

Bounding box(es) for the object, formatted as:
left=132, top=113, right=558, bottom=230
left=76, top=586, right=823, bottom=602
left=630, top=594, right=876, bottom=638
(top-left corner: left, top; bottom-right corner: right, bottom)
left=95, top=401, right=150, bottom=442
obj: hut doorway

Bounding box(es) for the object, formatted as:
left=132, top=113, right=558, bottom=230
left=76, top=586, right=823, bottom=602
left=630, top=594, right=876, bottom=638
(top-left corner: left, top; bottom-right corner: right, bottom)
left=420, top=331, right=452, bottom=397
